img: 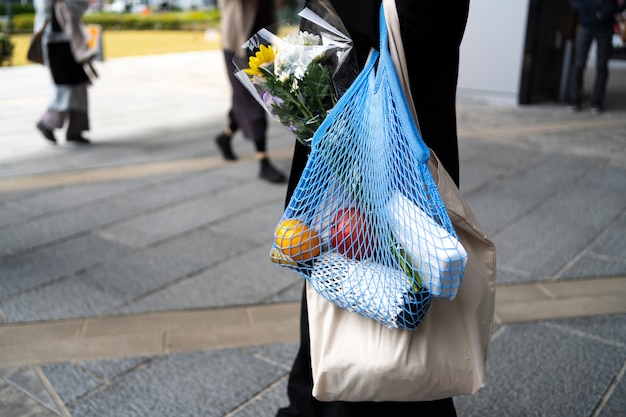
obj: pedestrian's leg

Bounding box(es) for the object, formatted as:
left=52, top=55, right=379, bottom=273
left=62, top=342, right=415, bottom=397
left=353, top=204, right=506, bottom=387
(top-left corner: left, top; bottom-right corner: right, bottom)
left=66, top=110, right=90, bottom=144
left=255, top=136, right=286, bottom=183
left=36, top=109, right=65, bottom=144
left=215, top=107, right=238, bottom=160
left=568, top=26, right=593, bottom=109
left=227, top=109, right=239, bottom=134
left=223, top=49, right=286, bottom=182
left=591, top=30, right=612, bottom=111
left=216, top=51, right=241, bottom=161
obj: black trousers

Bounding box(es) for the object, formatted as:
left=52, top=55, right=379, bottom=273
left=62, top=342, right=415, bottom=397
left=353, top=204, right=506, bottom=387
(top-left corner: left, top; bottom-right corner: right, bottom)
left=278, top=1, right=469, bottom=415
left=223, top=50, right=268, bottom=142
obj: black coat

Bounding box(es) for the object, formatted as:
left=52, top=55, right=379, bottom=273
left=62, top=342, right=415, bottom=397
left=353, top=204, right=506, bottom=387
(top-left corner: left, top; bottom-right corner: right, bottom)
left=287, top=0, right=469, bottom=206
left=569, top=0, right=626, bottom=32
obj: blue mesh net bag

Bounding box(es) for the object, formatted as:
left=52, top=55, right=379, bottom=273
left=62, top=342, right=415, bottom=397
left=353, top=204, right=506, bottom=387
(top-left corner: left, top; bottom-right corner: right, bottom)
left=270, top=8, right=468, bottom=330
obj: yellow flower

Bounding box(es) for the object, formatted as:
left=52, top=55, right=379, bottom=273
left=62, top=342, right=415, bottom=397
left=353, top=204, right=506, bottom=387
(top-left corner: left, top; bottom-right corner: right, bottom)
left=244, top=44, right=277, bottom=76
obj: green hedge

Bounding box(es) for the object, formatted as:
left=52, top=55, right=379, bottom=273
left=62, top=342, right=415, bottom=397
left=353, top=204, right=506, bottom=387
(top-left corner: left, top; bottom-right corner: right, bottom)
left=8, top=10, right=221, bottom=33
left=0, top=32, right=13, bottom=66
left=0, top=3, right=35, bottom=16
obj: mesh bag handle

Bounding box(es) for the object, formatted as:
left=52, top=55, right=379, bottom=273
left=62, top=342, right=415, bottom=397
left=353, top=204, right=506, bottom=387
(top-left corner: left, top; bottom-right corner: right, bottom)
left=381, top=0, right=420, bottom=133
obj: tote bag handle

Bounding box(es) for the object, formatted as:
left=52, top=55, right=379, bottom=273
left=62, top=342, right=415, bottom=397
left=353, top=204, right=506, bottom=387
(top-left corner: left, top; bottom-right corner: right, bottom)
left=381, top=0, right=420, bottom=135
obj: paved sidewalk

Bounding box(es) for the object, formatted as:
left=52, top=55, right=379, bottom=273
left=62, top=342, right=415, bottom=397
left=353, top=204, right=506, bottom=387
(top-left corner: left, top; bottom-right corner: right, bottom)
left=0, top=52, right=625, bottom=417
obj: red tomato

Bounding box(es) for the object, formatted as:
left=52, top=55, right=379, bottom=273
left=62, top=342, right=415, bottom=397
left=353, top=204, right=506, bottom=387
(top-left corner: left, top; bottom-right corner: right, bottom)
left=329, top=207, right=372, bottom=260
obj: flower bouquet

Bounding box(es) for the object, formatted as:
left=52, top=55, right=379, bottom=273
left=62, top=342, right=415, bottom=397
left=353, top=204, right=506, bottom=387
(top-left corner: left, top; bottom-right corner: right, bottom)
left=233, top=5, right=358, bottom=146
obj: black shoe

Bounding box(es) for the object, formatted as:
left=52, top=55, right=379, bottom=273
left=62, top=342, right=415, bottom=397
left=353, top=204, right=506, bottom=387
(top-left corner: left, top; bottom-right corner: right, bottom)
left=67, top=135, right=91, bottom=145
left=259, top=157, right=287, bottom=183
left=215, top=133, right=237, bottom=161
left=36, top=122, right=57, bottom=144
left=590, top=105, right=604, bottom=115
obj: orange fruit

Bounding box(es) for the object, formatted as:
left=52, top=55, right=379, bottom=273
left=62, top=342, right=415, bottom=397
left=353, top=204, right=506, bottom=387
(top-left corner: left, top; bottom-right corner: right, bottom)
left=275, top=219, right=321, bottom=262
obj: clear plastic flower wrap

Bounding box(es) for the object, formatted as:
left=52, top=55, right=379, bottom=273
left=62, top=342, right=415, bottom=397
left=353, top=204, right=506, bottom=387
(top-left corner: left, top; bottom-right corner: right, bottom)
left=233, top=0, right=359, bottom=146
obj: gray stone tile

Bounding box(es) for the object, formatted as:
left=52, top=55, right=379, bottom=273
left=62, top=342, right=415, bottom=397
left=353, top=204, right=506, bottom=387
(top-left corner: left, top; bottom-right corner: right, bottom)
left=586, top=211, right=626, bottom=259
left=0, top=278, right=122, bottom=322
left=517, top=124, right=626, bottom=165
left=243, top=342, right=299, bottom=370
left=83, top=228, right=257, bottom=304
left=79, top=357, right=151, bottom=381
left=494, top=164, right=626, bottom=283
left=453, top=319, right=625, bottom=417
left=9, top=178, right=158, bottom=213
left=547, top=313, right=626, bottom=346
left=41, top=364, right=103, bottom=405
left=115, top=244, right=297, bottom=314
left=459, top=163, right=501, bottom=195
left=598, top=373, right=626, bottom=417
left=263, top=280, right=304, bottom=304
left=0, top=199, right=139, bottom=255
left=0, top=203, right=40, bottom=227
left=2, top=368, right=62, bottom=415
left=458, top=140, right=541, bottom=193
left=562, top=211, right=626, bottom=279
left=150, top=169, right=240, bottom=199
left=202, top=175, right=286, bottom=215
left=0, top=171, right=238, bottom=255
left=103, top=169, right=237, bottom=214
left=0, top=189, right=39, bottom=200
left=96, top=195, right=229, bottom=247
left=465, top=153, right=598, bottom=235
left=0, top=234, right=129, bottom=301
left=232, top=377, right=290, bottom=417
left=218, top=157, right=291, bottom=183
left=96, top=200, right=216, bottom=247
left=97, top=178, right=283, bottom=247
left=0, top=142, right=201, bottom=179
left=460, top=140, right=540, bottom=172
left=0, top=151, right=104, bottom=178
left=201, top=241, right=298, bottom=302
left=209, top=199, right=286, bottom=245
left=67, top=349, right=286, bottom=417
left=0, top=379, right=60, bottom=417
left=561, top=253, right=626, bottom=279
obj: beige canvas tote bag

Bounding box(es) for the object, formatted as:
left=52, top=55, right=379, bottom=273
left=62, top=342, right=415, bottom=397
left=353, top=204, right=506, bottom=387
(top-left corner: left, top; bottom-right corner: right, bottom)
left=307, top=0, right=496, bottom=402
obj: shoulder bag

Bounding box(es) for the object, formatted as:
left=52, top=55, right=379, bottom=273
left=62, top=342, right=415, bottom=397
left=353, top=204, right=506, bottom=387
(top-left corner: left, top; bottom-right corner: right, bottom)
left=47, top=1, right=91, bottom=85
left=306, top=0, right=497, bottom=402
left=27, top=20, right=49, bottom=65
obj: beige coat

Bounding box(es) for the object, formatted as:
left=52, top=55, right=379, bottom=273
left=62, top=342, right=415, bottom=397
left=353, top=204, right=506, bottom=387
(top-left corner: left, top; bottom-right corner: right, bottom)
left=53, top=0, right=95, bottom=63
left=218, top=0, right=264, bottom=55
left=35, top=0, right=90, bottom=112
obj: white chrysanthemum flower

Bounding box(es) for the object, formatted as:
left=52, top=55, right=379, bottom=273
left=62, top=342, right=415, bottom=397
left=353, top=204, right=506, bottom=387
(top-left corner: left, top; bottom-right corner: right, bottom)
left=284, top=31, right=321, bottom=46
left=275, top=49, right=309, bottom=81
left=274, top=32, right=325, bottom=81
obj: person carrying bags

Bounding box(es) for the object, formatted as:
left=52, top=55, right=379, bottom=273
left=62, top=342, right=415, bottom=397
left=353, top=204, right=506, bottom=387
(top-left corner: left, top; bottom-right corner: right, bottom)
left=34, top=0, right=96, bottom=145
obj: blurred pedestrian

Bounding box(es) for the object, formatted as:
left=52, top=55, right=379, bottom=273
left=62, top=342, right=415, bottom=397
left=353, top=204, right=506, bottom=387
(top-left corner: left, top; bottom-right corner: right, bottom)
left=567, top=0, right=626, bottom=114
left=276, top=0, right=469, bottom=416
left=34, top=0, right=93, bottom=145
left=216, top=0, right=287, bottom=183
